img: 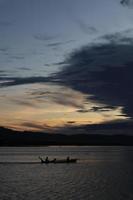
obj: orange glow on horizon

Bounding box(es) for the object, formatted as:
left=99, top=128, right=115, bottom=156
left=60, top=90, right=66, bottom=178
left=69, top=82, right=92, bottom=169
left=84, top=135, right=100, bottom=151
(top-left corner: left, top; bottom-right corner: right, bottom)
left=0, top=84, right=128, bottom=132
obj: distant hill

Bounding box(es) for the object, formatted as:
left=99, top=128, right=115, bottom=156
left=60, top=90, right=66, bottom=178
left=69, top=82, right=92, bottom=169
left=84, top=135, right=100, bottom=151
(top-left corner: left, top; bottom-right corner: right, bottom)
left=58, top=120, right=133, bottom=135
left=0, top=124, right=133, bottom=146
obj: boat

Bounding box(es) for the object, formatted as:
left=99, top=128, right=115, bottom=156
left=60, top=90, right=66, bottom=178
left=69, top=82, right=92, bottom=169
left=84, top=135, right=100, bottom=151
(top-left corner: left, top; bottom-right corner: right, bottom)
left=52, top=159, right=77, bottom=164
left=38, top=157, right=77, bottom=164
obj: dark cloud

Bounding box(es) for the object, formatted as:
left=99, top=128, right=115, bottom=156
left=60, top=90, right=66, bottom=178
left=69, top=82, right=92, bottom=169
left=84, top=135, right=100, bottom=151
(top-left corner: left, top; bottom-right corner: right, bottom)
left=56, top=61, right=67, bottom=65
left=46, top=40, right=75, bottom=48
left=0, top=76, right=53, bottom=87
left=0, top=47, right=9, bottom=52
left=46, top=42, right=64, bottom=48
left=0, top=70, right=6, bottom=73
left=55, top=32, right=133, bottom=118
left=0, top=73, right=10, bottom=77
left=67, top=121, right=76, bottom=124
left=44, top=61, right=67, bottom=67
left=116, top=114, right=128, bottom=117
left=30, top=91, right=52, bottom=97
left=77, top=106, right=115, bottom=113
left=0, top=79, right=15, bottom=85
left=90, top=106, right=116, bottom=112
left=1, top=31, right=133, bottom=118
left=76, top=109, right=89, bottom=113
left=120, top=0, right=133, bottom=7
left=101, top=30, right=133, bottom=44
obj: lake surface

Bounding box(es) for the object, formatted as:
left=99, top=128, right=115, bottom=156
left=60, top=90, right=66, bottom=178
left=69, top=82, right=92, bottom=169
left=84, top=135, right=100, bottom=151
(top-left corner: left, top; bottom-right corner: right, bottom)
left=0, top=146, right=133, bottom=200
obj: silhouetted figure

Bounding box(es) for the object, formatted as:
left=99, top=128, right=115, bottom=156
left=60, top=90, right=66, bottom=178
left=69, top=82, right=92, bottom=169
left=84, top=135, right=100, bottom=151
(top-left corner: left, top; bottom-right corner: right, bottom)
left=66, top=156, right=70, bottom=162
left=38, top=156, right=44, bottom=163
left=52, top=158, right=56, bottom=163
left=45, top=156, right=49, bottom=163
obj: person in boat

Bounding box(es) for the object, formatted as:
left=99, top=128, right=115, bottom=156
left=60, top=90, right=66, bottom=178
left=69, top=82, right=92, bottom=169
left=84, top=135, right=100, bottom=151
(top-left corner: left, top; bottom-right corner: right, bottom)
left=45, top=156, right=49, bottom=163
left=52, top=158, right=56, bottom=162
left=38, top=156, right=44, bottom=163
left=66, top=156, right=70, bottom=162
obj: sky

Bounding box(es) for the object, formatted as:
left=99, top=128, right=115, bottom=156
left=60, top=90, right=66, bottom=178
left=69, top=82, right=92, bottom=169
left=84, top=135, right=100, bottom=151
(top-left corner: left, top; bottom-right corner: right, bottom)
left=0, top=0, right=133, bottom=132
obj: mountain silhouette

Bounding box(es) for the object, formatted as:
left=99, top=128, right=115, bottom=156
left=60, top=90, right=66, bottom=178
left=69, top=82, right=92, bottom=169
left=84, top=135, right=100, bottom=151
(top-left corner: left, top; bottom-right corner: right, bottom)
left=0, top=121, right=133, bottom=146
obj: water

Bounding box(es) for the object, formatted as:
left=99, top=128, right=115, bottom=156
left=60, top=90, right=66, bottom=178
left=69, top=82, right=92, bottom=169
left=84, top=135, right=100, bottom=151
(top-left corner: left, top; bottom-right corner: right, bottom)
left=0, top=146, right=133, bottom=200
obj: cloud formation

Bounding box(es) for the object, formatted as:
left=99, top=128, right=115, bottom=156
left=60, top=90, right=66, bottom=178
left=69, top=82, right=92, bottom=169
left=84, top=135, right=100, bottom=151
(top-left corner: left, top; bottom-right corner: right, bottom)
left=0, top=47, right=9, bottom=52
left=0, top=76, right=52, bottom=87
left=30, top=87, right=86, bottom=109
left=120, top=0, right=133, bottom=7
left=21, top=122, right=48, bottom=131
left=55, top=31, right=133, bottom=118
left=75, top=19, right=98, bottom=35
left=77, top=106, right=115, bottom=113
left=46, top=42, right=63, bottom=48
left=10, top=98, right=37, bottom=108
left=100, top=29, right=133, bottom=44
left=1, top=30, right=133, bottom=119
left=46, top=40, right=75, bottom=48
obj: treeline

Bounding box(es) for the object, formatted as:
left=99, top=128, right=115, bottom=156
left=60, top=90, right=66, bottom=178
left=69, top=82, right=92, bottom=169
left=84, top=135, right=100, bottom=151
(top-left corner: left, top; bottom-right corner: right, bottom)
left=0, top=127, right=133, bottom=146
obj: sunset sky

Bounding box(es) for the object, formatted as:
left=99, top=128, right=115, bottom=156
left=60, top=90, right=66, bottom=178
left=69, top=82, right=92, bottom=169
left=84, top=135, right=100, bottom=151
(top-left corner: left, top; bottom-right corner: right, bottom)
left=0, top=0, right=133, bottom=131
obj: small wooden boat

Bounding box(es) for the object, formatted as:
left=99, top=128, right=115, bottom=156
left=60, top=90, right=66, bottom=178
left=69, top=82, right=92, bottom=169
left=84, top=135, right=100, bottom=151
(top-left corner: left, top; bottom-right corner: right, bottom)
left=38, top=157, right=77, bottom=164
left=52, top=159, right=77, bottom=164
